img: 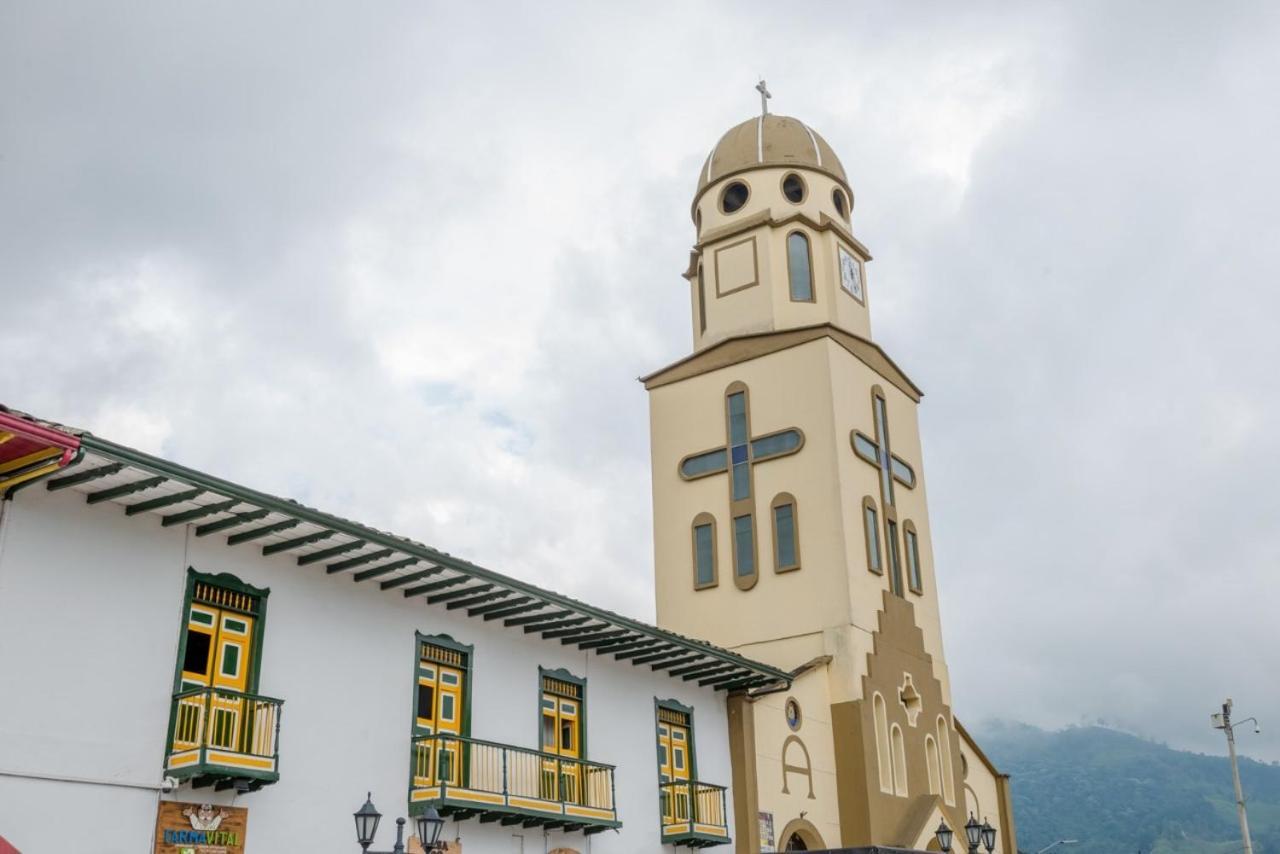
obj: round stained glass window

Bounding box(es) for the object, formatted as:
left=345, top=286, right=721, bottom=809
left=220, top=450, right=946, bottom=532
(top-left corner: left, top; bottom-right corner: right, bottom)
left=721, top=181, right=749, bottom=213
left=785, top=697, right=802, bottom=731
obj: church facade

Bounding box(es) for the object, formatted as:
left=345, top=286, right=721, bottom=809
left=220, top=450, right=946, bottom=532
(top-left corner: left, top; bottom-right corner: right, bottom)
left=644, top=111, right=1017, bottom=852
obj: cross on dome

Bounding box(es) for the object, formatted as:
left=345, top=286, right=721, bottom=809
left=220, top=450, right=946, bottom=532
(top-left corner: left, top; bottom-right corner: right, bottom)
left=755, top=79, right=772, bottom=116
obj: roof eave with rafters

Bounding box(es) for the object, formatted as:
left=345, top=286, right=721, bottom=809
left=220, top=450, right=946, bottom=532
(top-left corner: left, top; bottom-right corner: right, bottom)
left=11, top=411, right=789, bottom=694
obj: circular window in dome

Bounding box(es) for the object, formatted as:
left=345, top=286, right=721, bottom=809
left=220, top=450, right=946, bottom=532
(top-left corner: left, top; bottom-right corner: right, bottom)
left=720, top=181, right=750, bottom=214
left=833, top=188, right=848, bottom=219
left=785, top=697, right=802, bottom=732
left=782, top=173, right=806, bottom=204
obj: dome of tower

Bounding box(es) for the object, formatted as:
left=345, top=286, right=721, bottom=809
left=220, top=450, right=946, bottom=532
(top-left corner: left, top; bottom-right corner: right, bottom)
left=695, top=114, right=850, bottom=202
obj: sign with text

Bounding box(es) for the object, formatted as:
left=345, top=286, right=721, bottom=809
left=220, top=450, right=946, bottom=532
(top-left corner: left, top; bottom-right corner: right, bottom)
left=153, top=801, right=248, bottom=854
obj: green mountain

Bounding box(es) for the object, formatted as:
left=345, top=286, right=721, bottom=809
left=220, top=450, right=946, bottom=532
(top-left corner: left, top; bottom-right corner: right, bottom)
left=971, top=721, right=1280, bottom=854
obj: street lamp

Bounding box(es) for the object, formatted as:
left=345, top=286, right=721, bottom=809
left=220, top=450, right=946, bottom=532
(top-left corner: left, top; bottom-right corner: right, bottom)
left=1212, top=698, right=1259, bottom=854
left=980, top=819, right=997, bottom=853
left=354, top=794, right=445, bottom=854
left=935, top=819, right=954, bottom=852
left=1034, top=841, right=1079, bottom=854
left=964, top=813, right=983, bottom=853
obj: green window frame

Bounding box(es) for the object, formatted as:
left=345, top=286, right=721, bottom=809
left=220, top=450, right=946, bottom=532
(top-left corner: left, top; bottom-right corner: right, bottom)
left=170, top=568, right=270, bottom=696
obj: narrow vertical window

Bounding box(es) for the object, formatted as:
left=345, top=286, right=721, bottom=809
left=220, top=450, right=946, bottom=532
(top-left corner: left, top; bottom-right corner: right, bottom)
left=733, top=514, right=755, bottom=578
left=771, top=493, right=799, bottom=572
left=691, top=514, right=717, bottom=589
left=727, top=391, right=749, bottom=501
left=863, top=497, right=882, bottom=575
left=904, top=522, right=923, bottom=594
left=886, top=518, right=903, bottom=597
left=786, top=232, right=813, bottom=302
left=697, top=265, right=707, bottom=334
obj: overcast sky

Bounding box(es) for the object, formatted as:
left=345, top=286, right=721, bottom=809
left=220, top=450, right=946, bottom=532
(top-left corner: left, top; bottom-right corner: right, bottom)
left=3, top=1, right=1278, bottom=763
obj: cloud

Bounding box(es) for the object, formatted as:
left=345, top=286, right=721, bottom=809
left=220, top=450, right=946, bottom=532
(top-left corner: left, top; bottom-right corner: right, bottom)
left=2, top=0, right=1277, bottom=762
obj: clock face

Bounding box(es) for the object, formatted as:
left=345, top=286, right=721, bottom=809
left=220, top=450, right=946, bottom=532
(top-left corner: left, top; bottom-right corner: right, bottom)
left=839, top=247, right=864, bottom=302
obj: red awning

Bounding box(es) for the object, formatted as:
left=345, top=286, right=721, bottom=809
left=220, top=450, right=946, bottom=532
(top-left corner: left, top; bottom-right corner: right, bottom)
left=0, top=834, right=23, bottom=854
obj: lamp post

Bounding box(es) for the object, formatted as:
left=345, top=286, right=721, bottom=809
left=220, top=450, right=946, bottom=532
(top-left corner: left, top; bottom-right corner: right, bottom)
left=353, top=793, right=445, bottom=854
left=963, top=814, right=983, bottom=853
left=1212, top=698, right=1259, bottom=854
left=980, top=819, right=996, bottom=853
left=935, top=819, right=955, bottom=852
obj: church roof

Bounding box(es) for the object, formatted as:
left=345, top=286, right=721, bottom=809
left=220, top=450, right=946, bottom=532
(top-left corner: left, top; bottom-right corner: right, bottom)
left=695, top=114, right=851, bottom=202
left=1, top=403, right=791, bottom=693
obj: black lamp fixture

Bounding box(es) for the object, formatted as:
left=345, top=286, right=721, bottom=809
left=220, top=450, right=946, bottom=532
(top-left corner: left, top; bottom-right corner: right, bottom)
left=935, top=819, right=954, bottom=852
left=980, top=818, right=997, bottom=853
left=964, top=813, right=983, bottom=853
left=416, top=806, right=445, bottom=852
left=354, top=793, right=445, bottom=854
left=354, top=793, right=382, bottom=851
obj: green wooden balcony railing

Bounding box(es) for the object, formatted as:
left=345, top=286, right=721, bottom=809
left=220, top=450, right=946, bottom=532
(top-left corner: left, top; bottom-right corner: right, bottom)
left=660, top=779, right=731, bottom=847
left=409, top=733, right=619, bottom=831
left=165, top=687, right=283, bottom=789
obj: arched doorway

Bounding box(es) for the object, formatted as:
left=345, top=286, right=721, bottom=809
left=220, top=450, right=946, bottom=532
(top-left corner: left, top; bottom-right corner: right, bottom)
left=784, top=832, right=808, bottom=850
left=776, top=817, right=825, bottom=851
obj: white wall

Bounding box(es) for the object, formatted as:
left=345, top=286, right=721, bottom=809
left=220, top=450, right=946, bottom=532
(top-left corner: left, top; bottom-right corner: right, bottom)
left=0, top=486, right=735, bottom=853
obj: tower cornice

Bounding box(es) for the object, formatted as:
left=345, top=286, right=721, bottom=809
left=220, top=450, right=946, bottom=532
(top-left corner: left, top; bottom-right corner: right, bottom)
left=640, top=323, right=923, bottom=402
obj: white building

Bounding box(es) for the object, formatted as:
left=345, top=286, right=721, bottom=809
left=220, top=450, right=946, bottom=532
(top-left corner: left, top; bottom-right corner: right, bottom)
left=0, top=411, right=787, bottom=853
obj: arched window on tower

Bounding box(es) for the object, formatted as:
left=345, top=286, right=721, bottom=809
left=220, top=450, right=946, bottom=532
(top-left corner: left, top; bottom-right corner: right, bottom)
left=873, top=692, right=892, bottom=794
left=862, top=497, right=882, bottom=576
left=787, top=232, right=814, bottom=302
left=904, top=520, right=923, bottom=594
left=890, top=724, right=908, bottom=796
left=771, top=493, right=800, bottom=573
left=691, top=513, right=717, bottom=590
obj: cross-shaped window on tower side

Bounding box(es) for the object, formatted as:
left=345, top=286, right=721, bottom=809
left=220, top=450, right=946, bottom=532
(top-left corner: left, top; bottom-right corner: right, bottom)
left=679, top=383, right=804, bottom=590
left=851, top=387, right=917, bottom=597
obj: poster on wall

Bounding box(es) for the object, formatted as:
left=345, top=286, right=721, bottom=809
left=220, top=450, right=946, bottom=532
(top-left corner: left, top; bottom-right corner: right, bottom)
left=758, top=810, right=776, bottom=852
left=153, top=801, right=248, bottom=854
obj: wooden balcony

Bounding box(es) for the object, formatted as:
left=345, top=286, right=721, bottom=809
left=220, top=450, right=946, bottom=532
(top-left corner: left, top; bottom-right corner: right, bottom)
left=660, top=780, right=731, bottom=847
left=165, top=687, right=283, bottom=791
left=409, top=734, right=619, bottom=833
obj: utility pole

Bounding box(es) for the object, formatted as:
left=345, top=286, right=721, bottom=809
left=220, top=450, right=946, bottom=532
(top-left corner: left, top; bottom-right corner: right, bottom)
left=1211, top=698, right=1256, bottom=854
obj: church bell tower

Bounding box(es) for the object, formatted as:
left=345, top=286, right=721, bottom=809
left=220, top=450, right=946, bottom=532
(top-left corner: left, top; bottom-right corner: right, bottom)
left=644, top=93, right=1017, bottom=852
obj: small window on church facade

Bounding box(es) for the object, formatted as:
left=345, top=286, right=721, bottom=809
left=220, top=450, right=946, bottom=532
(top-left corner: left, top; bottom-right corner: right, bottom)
left=720, top=181, right=749, bottom=214
left=904, top=521, right=923, bottom=594
left=692, top=513, right=717, bottom=589
left=887, top=518, right=904, bottom=597
left=862, top=497, right=882, bottom=575
left=771, top=493, right=799, bottom=573
left=732, top=514, right=755, bottom=580
left=781, top=172, right=806, bottom=204
left=787, top=232, right=814, bottom=302
left=833, top=188, right=849, bottom=219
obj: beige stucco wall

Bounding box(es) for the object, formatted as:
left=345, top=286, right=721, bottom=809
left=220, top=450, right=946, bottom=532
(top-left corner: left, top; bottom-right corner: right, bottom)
left=752, top=667, right=841, bottom=851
